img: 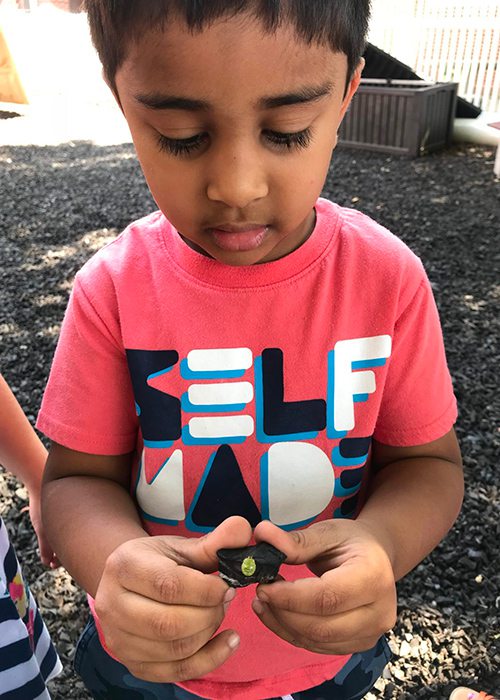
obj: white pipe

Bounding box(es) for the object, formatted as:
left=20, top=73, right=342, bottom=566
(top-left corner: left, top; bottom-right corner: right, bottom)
left=453, top=118, right=500, bottom=146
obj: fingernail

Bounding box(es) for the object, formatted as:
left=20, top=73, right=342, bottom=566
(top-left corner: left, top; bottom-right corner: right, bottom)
left=256, top=590, right=269, bottom=603
left=252, top=599, right=264, bottom=615
left=224, top=588, right=236, bottom=604
left=227, top=633, right=240, bottom=650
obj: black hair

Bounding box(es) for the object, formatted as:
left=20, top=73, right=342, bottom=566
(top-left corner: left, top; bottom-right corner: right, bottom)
left=85, top=0, right=370, bottom=91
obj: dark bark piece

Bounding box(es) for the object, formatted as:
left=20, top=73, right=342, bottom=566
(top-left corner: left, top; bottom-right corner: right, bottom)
left=217, top=542, right=286, bottom=587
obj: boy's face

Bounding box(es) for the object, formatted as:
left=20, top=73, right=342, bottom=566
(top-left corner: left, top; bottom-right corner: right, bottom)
left=114, top=14, right=362, bottom=266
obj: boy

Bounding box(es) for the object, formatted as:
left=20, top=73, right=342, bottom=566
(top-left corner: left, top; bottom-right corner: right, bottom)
left=37, top=1, right=464, bottom=699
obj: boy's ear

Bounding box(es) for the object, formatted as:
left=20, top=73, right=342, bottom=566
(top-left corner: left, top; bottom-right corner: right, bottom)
left=338, top=57, right=365, bottom=124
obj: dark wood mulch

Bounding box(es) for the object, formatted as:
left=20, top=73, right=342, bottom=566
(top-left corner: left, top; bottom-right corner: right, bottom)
left=0, top=110, right=22, bottom=120
left=0, top=141, right=498, bottom=699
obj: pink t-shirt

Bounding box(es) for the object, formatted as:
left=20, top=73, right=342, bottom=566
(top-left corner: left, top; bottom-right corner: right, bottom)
left=37, top=198, right=457, bottom=699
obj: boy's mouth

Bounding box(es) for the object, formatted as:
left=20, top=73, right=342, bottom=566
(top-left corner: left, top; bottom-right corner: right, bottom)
left=207, top=225, right=269, bottom=252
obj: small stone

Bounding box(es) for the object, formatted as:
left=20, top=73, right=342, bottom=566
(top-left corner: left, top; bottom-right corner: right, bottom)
left=382, top=666, right=393, bottom=680
left=399, top=640, right=412, bottom=656
left=15, top=487, right=28, bottom=501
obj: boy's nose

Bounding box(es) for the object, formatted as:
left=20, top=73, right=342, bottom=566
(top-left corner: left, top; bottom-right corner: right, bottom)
left=206, top=150, right=269, bottom=209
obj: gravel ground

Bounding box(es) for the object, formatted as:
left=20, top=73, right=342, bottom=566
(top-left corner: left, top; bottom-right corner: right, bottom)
left=0, top=139, right=499, bottom=700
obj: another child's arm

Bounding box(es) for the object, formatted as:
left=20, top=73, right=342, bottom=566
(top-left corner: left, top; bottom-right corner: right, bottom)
left=252, top=428, right=463, bottom=655
left=0, top=372, right=55, bottom=566
left=42, top=442, right=247, bottom=682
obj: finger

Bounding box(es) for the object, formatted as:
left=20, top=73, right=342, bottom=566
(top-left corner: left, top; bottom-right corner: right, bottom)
left=49, top=555, right=61, bottom=569
left=156, top=515, right=253, bottom=573
left=103, top=589, right=225, bottom=642
left=253, top=596, right=394, bottom=646
left=39, top=550, right=52, bottom=567
left=254, top=519, right=339, bottom=566
left=252, top=601, right=382, bottom=655
left=103, top=548, right=233, bottom=608
left=126, top=629, right=240, bottom=683
left=104, top=621, right=224, bottom=664
left=256, top=567, right=383, bottom=616
left=38, top=537, right=55, bottom=567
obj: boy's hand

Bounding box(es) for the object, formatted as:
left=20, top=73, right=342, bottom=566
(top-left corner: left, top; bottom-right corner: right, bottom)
left=251, top=519, right=397, bottom=655
left=26, top=491, right=60, bottom=568
left=94, top=516, right=252, bottom=683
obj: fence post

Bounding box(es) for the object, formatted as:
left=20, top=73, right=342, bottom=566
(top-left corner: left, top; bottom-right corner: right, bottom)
left=368, top=0, right=500, bottom=112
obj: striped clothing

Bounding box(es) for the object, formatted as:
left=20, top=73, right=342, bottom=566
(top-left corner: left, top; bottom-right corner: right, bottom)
left=0, top=516, right=62, bottom=699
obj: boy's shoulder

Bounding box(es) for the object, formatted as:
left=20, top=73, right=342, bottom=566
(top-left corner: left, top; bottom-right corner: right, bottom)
left=320, top=198, right=425, bottom=278
left=333, top=201, right=419, bottom=260
left=76, top=209, right=167, bottom=280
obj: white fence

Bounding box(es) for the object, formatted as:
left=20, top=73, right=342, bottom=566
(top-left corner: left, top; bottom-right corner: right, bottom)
left=368, top=0, right=500, bottom=112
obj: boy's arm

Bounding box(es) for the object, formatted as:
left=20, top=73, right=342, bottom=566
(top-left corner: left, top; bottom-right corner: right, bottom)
left=356, top=427, right=463, bottom=580
left=42, top=442, right=148, bottom=596
left=252, top=428, right=463, bottom=655
left=42, top=443, right=248, bottom=681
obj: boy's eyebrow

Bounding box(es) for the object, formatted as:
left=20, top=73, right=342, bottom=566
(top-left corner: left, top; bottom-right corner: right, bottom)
left=133, top=82, right=334, bottom=111
left=134, top=94, right=210, bottom=111
left=259, top=82, right=334, bottom=109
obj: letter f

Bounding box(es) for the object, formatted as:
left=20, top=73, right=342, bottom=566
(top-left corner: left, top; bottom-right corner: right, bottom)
left=332, top=335, right=391, bottom=432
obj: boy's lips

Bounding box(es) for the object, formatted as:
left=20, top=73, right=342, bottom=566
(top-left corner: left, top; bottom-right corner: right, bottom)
left=207, top=224, right=269, bottom=252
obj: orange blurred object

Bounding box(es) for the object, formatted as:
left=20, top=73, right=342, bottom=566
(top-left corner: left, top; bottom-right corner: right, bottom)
left=0, top=27, right=28, bottom=104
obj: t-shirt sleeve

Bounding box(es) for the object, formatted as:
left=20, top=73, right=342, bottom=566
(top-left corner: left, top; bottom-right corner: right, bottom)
left=37, top=273, right=138, bottom=455
left=373, top=266, right=458, bottom=446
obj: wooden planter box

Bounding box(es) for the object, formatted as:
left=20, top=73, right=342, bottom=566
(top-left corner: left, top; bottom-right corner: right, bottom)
left=339, top=79, right=458, bottom=157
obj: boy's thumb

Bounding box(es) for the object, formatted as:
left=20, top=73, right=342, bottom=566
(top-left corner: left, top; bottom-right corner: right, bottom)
left=157, top=516, right=254, bottom=574
left=254, top=519, right=337, bottom=567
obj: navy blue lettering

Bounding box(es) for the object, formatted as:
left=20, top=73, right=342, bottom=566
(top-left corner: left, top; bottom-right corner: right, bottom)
left=190, top=445, right=261, bottom=528
left=340, top=467, right=365, bottom=490
left=126, top=349, right=181, bottom=442
left=262, top=348, right=326, bottom=435
left=339, top=436, right=372, bottom=458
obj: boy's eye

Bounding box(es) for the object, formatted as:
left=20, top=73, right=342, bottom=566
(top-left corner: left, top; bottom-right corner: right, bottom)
left=264, top=128, right=313, bottom=150
left=157, top=132, right=208, bottom=157
left=156, top=127, right=313, bottom=157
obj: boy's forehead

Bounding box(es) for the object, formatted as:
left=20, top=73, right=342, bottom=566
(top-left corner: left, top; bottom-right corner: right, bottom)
left=116, top=14, right=347, bottom=104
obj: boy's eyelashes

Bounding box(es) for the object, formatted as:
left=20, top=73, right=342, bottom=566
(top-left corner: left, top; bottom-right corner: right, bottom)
left=156, top=128, right=313, bottom=157
left=157, top=132, right=209, bottom=157
left=267, top=128, right=313, bottom=151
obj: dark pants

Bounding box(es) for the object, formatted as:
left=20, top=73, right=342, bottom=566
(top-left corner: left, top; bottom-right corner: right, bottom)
left=74, top=617, right=391, bottom=700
